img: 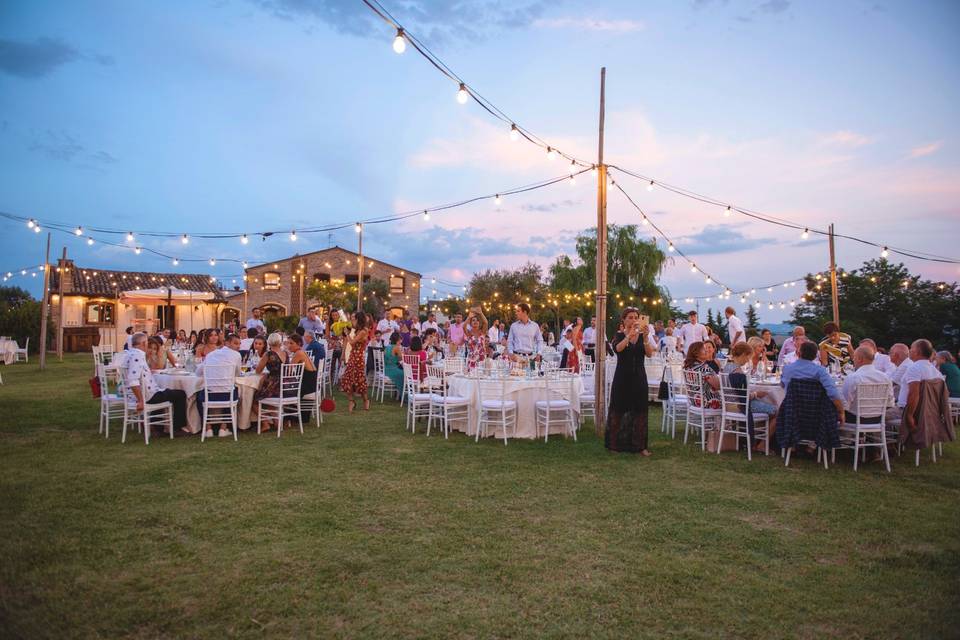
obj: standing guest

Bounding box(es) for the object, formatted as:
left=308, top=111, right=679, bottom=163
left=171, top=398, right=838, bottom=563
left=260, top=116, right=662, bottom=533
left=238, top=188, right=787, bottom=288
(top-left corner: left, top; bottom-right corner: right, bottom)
left=405, top=336, right=428, bottom=382
left=706, top=326, right=723, bottom=351
left=421, top=312, right=440, bottom=335
left=558, top=328, right=574, bottom=369
left=606, top=307, right=655, bottom=455
left=540, top=323, right=555, bottom=348
left=246, top=336, right=267, bottom=369
left=285, top=333, right=318, bottom=419
left=298, top=308, right=325, bottom=336
left=448, top=313, right=466, bottom=357
left=760, top=329, right=779, bottom=364
left=678, top=311, right=709, bottom=355
left=125, top=332, right=189, bottom=435
left=723, top=342, right=779, bottom=450
left=303, top=331, right=326, bottom=369
left=559, top=318, right=572, bottom=344
left=667, top=319, right=680, bottom=351
left=936, top=351, right=960, bottom=398
left=464, top=307, right=489, bottom=370
left=888, top=343, right=912, bottom=387
left=195, top=332, right=243, bottom=438
left=507, top=303, right=544, bottom=362
left=860, top=338, right=894, bottom=375
left=660, top=327, right=679, bottom=354
left=398, top=321, right=412, bottom=348
left=423, top=328, right=444, bottom=362
left=245, top=309, right=267, bottom=336
left=195, top=328, right=222, bottom=359
left=841, top=345, right=895, bottom=424
left=256, top=332, right=287, bottom=374
left=487, top=318, right=501, bottom=346
left=326, top=310, right=347, bottom=381
left=781, top=341, right=845, bottom=422
left=901, top=339, right=945, bottom=416
left=340, top=311, right=370, bottom=413
left=384, top=333, right=405, bottom=394
left=583, top=317, right=597, bottom=362
left=124, top=326, right=134, bottom=350
left=654, top=320, right=665, bottom=340
left=684, top=341, right=721, bottom=409
left=567, top=317, right=584, bottom=373
left=145, top=336, right=176, bottom=370
left=819, top=322, right=854, bottom=370
left=777, top=326, right=806, bottom=369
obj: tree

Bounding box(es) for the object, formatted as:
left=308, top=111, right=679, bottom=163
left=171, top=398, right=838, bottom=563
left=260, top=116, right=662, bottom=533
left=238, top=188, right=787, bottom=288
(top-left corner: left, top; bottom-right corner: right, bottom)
left=467, top=263, right=544, bottom=324
left=0, top=286, right=46, bottom=353
left=304, top=278, right=390, bottom=317
left=791, top=259, right=960, bottom=351
left=745, top=305, right=760, bottom=330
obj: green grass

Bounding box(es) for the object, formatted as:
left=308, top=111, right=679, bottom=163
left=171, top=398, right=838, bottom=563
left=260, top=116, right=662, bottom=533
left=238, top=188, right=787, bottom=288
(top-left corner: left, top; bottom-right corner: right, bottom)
left=1, top=354, right=958, bottom=639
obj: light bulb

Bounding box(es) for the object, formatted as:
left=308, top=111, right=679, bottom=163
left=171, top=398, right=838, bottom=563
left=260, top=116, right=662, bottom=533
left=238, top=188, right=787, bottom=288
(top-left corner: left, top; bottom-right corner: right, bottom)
left=86, top=237, right=93, bottom=245
left=290, top=230, right=297, bottom=241
left=494, top=194, right=502, bottom=206
left=881, top=246, right=889, bottom=258
left=456, top=83, right=468, bottom=104
left=755, top=301, right=761, bottom=308
left=801, top=228, right=809, bottom=239
left=423, top=210, right=430, bottom=221
left=569, top=160, right=577, bottom=176
left=242, top=261, right=248, bottom=269
left=34, top=225, right=41, bottom=233
left=21, top=270, right=26, bottom=275
left=431, top=278, right=436, bottom=284
left=27, top=219, right=35, bottom=228
left=181, top=234, right=189, bottom=244
left=705, top=276, right=712, bottom=284
left=641, top=217, right=649, bottom=226
left=510, top=124, right=519, bottom=141
left=691, top=264, right=698, bottom=273
left=767, top=287, right=773, bottom=292
left=172, top=258, right=179, bottom=266
left=768, top=303, right=774, bottom=309
left=546, top=147, right=556, bottom=161
left=568, top=176, right=576, bottom=186
left=126, top=232, right=134, bottom=242
left=667, top=243, right=675, bottom=252
left=209, top=258, right=216, bottom=266
left=724, top=206, right=731, bottom=217
left=355, top=223, right=362, bottom=233
left=241, top=234, right=249, bottom=244
left=74, top=226, right=83, bottom=236
left=134, top=247, right=141, bottom=255
left=392, top=28, right=406, bottom=53
left=590, top=165, right=598, bottom=177
left=647, top=180, right=655, bottom=192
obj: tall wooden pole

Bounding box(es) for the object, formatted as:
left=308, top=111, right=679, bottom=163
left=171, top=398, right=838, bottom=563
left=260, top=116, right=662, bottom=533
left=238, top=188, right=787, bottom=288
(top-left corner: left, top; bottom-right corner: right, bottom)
left=38, top=232, right=52, bottom=371
left=56, top=246, right=66, bottom=360
left=356, top=224, right=364, bottom=311
left=594, top=67, right=608, bottom=436
left=828, top=223, right=840, bottom=326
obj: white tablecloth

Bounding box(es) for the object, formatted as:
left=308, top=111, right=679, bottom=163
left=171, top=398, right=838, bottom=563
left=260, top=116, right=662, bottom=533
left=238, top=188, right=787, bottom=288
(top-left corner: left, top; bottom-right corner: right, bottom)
left=750, top=380, right=785, bottom=409
left=0, top=339, right=17, bottom=365
left=153, top=372, right=263, bottom=434
left=447, top=373, right=584, bottom=440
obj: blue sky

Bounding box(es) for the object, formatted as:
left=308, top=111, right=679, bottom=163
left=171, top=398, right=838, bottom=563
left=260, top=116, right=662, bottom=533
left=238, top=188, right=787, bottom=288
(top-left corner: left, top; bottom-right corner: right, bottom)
left=1, top=0, right=958, bottom=320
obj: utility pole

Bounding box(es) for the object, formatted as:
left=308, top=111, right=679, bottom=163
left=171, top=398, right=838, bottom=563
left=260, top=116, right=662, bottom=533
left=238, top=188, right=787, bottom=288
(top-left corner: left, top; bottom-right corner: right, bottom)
left=828, top=223, right=840, bottom=326
left=56, top=247, right=66, bottom=360
left=594, top=67, right=608, bottom=437
left=38, top=232, right=51, bottom=371
left=356, top=223, right=364, bottom=311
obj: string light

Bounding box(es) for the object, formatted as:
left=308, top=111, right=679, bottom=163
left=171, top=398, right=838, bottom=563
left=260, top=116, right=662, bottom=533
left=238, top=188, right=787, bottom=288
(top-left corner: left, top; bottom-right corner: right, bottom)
left=494, top=194, right=502, bottom=206
left=134, top=247, right=141, bottom=255
left=74, top=226, right=83, bottom=236
left=241, top=234, right=249, bottom=245
left=181, top=234, right=189, bottom=244
left=209, top=258, right=216, bottom=266
left=86, top=237, right=93, bottom=245
left=27, top=219, right=35, bottom=229
left=881, top=246, right=889, bottom=258
left=392, top=28, right=406, bottom=53
left=510, top=124, right=519, bottom=141
left=547, top=147, right=556, bottom=161
left=724, top=206, right=731, bottom=217
left=569, top=160, right=577, bottom=176
left=290, top=230, right=297, bottom=242
left=456, top=83, right=468, bottom=104
left=647, top=180, right=655, bottom=192
left=242, top=261, right=248, bottom=269
left=667, top=242, right=675, bottom=252
left=126, top=231, right=135, bottom=242
left=690, top=264, right=698, bottom=273
left=34, top=224, right=41, bottom=233
left=590, top=165, right=598, bottom=177
left=423, top=210, right=430, bottom=221
left=172, top=258, right=179, bottom=266
left=355, top=222, right=363, bottom=233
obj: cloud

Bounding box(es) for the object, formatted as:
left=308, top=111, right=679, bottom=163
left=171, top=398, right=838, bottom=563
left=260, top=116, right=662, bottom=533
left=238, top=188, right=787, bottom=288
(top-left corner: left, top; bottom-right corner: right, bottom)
left=249, top=0, right=553, bottom=43
left=0, top=37, right=113, bottom=79
left=907, top=141, right=943, bottom=159
left=521, top=199, right=580, bottom=212
left=675, top=224, right=774, bottom=255
left=29, top=129, right=84, bottom=162
left=533, top=17, right=644, bottom=33
left=819, top=130, right=872, bottom=147
left=757, top=0, right=791, bottom=14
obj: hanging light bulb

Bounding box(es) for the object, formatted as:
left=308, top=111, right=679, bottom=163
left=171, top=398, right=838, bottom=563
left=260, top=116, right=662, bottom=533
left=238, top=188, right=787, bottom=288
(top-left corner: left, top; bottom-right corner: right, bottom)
left=768, top=303, right=774, bottom=310
left=494, top=194, right=502, bottom=206
left=667, top=242, right=675, bottom=252
left=647, top=180, right=655, bottom=192
left=27, top=219, right=35, bottom=229
left=509, top=124, right=519, bottom=141
left=755, top=301, right=761, bottom=308
left=355, top=223, right=362, bottom=233
left=209, top=258, right=216, bottom=266
left=801, top=228, right=809, bottom=239
left=641, top=216, right=649, bottom=226
left=126, top=231, right=134, bottom=242
left=242, top=261, right=248, bottom=269
left=456, top=83, right=468, bottom=104
left=181, top=234, right=189, bottom=244
left=74, top=226, right=83, bottom=236
left=590, top=165, right=598, bottom=177
left=290, top=230, right=297, bottom=241
left=34, top=224, right=41, bottom=233
left=392, top=28, right=406, bottom=53
left=691, top=264, right=698, bottom=273
left=568, top=175, right=576, bottom=186
left=739, top=297, right=746, bottom=304
left=172, top=258, right=179, bottom=266
left=546, top=147, right=556, bottom=161
left=705, top=276, right=712, bottom=284
left=86, top=237, right=93, bottom=245
left=779, top=302, right=785, bottom=309
left=431, top=277, right=436, bottom=284
left=423, top=210, right=430, bottom=221
left=20, top=270, right=26, bottom=275
left=881, top=246, right=889, bottom=258
left=241, top=234, right=249, bottom=245
left=724, top=206, right=731, bottom=217
left=134, top=246, right=141, bottom=255
left=767, top=287, right=773, bottom=292
left=569, top=160, right=577, bottom=176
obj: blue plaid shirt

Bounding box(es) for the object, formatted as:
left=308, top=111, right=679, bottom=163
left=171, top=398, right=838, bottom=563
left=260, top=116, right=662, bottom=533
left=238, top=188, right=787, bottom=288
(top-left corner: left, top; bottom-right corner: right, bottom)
left=781, top=358, right=841, bottom=402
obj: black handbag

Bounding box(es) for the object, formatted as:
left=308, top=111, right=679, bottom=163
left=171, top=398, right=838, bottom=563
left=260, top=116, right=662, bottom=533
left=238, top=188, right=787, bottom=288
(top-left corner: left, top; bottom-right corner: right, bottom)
left=657, top=366, right=669, bottom=400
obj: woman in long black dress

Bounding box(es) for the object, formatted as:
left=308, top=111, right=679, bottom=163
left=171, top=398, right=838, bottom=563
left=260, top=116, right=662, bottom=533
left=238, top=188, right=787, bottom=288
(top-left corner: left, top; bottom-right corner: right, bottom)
left=606, top=307, right=655, bottom=455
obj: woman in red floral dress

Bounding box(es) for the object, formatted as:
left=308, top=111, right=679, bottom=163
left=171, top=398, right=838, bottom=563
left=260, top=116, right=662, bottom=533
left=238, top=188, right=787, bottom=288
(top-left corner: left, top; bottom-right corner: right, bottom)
left=464, top=307, right=489, bottom=370
left=340, top=311, right=370, bottom=412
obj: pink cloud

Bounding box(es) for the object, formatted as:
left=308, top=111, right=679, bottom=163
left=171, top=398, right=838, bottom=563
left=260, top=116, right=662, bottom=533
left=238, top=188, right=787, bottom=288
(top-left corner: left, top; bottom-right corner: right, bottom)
left=907, top=141, right=943, bottom=158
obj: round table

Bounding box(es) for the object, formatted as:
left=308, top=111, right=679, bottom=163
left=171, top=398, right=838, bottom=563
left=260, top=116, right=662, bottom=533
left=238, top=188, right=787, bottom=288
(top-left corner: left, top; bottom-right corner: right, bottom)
left=750, top=379, right=786, bottom=409
left=153, top=371, right=263, bottom=433
left=447, top=373, right=584, bottom=440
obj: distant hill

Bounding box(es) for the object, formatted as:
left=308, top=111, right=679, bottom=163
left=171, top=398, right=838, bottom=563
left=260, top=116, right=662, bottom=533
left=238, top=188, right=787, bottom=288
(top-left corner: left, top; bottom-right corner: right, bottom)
left=758, top=322, right=796, bottom=336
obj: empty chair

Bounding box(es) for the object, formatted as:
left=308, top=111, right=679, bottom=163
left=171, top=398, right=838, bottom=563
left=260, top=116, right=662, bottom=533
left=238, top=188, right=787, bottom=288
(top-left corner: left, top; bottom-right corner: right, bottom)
left=96, top=363, right=124, bottom=438
left=302, top=359, right=327, bottom=426
left=200, top=363, right=240, bottom=442
left=371, top=349, right=397, bottom=403
left=476, top=377, right=517, bottom=445
left=660, top=366, right=688, bottom=439
left=535, top=371, right=577, bottom=442
left=14, top=337, right=29, bottom=363
left=837, top=381, right=892, bottom=472
left=402, top=362, right=432, bottom=433
left=426, top=364, right=469, bottom=439
left=258, top=363, right=304, bottom=437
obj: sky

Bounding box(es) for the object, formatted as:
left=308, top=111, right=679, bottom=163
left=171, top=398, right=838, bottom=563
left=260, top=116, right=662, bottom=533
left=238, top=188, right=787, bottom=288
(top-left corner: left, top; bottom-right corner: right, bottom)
left=1, top=0, right=958, bottom=321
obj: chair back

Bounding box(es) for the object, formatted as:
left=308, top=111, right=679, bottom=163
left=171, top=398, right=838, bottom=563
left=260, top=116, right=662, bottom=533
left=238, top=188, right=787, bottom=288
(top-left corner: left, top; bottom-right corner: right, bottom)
left=478, top=376, right=508, bottom=405
left=682, top=369, right=706, bottom=409
left=203, top=363, right=237, bottom=397
left=541, top=370, right=573, bottom=403
left=116, top=363, right=139, bottom=406
left=313, top=358, right=325, bottom=397
left=853, top=382, right=891, bottom=422
left=778, top=378, right=841, bottom=450
left=401, top=362, right=420, bottom=397
left=279, top=363, right=304, bottom=401
left=402, top=354, right=422, bottom=381
left=581, top=361, right=596, bottom=377
left=718, top=373, right=749, bottom=417
left=444, top=357, right=465, bottom=374
left=426, top=363, right=446, bottom=394
left=372, top=348, right=386, bottom=373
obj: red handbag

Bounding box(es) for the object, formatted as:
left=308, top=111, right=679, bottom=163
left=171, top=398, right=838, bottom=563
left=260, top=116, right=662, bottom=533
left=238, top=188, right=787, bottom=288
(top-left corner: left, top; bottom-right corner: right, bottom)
left=89, top=376, right=102, bottom=398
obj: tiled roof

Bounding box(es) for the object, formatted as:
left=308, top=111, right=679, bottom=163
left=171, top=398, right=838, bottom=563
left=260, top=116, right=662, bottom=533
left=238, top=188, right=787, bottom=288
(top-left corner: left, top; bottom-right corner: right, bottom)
left=51, top=266, right=225, bottom=300
left=245, top=246, right=422, bottom=277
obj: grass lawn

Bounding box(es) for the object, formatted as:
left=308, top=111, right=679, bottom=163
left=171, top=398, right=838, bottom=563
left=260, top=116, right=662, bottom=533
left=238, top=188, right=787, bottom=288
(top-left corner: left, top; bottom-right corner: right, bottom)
left=1, top=354, right=958, bottom=639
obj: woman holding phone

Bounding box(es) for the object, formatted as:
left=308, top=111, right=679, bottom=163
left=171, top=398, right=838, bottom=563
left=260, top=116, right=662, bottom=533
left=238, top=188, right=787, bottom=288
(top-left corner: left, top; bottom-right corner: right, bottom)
left=606, top=307, right=655, bottom=455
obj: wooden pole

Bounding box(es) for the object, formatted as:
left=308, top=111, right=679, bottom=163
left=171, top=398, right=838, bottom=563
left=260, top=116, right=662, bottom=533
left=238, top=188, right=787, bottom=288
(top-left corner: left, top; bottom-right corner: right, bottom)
left=828, top=223, right=840, bottom=326
left=356, top=224, right=364, bottom=311
left=594, top=67, right=608, bottom=437
left=56, top=246, right=66, bottom=360
left=38, top=232, right=52, bottom=371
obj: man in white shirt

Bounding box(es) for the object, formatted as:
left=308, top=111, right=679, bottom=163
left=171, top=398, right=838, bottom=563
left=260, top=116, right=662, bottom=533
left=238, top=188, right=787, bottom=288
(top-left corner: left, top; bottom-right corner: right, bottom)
left=677, top=311, right=709, bottom=354
left=487, top=318, right=501, bottom=345
left=239, top=328, right=256, bottom=353
left=725, top=307, right=745, bottom=346
left=376, top=314, right=398, bottom=346
left=898, top=339, right=944, bottom=409
left=245, top=309, right=266, bottom=335
left=507, top=303, right=544, bottom=360
left=125, top=332, right=189, bottom=434
left=420, top=312, right=440, bottom=335
left=195, top=332, right=243, bottom=437
left=888, top=343, right=912, bottom=388
left=582, top=317, right=597, bottom=360
left=859, top=338, right=894, bottom=375
left=841, top=345, right=894, bottom=423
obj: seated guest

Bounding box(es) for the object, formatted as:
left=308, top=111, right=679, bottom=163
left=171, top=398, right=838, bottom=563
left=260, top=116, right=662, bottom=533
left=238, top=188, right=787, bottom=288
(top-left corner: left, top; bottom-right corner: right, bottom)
left=722, top=342, right=778, bottom=449
left=175, top=329, right=189, bottom=349
left=253, top=351, right=284, bottom=432
left=901, top=339, right=946, bottom=418
left=145, top=335, right=176, bottom=370
left=256, top=332, right=287, bottom=374
left=819, top=322, right=853, bottom=370
left=777, top=326, right=805, bottom=369
left=746, top=336, right=768, bottom=376
left=405, top=336, right=428, bottom=382
left=188, top=330, right=199, bottom=352
left=303, top=330, right=326, bottom=369
left=384, top=333, right=405, bottom=393
left=936, top=351, right=960, bottom=398
left=888, top=343, right=912, bottom=387
left=195, top=332, right=243, bottom=438
left=760, top=329, right=779, bottom=364
left=125, top=332, right=189, bottom=434
left=683, top=341, right=721, bottom=409
left=859, top=338, right=894, bottom=375
left=423, top=328, right=444, bottom=362
left=782, top=340, right=844, bottom=421
left=398, top=322, right=411, bottom=348
left=286, top=334, right=318, bottom=419
left=239, top=327, right=256, bottom=356
left=841, top=345, right=895, bottom=424
left=246, top=336, right=267, bottom=369
left=195, top=328, right=222, bottom=359
left=702, top=340, right=721, bottom=374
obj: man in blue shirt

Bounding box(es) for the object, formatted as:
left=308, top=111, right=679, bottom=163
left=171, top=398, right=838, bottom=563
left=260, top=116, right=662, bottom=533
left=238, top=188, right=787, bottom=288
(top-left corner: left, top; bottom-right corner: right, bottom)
left=303, top=330, right=326, bottom=369
left=781, top=340, right=844, bottom=419
left=298, top=308, right=325, bottom=336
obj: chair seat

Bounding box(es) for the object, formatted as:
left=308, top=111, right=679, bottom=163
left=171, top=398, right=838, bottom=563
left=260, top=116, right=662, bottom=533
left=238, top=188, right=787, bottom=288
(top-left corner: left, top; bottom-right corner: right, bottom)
left=430, top=394, right=469, bottom=405
left=259, top=397, right=299, bottom=406
left=205, top=399, right=238, bottom=407
left=840, top=422, right=884, bottom=431
left=481, top=399, right=517, bottom=410
left=302, top=392, right=319, bottom=400
left=536, top=400, right=572, bottom=409
left=127, top=401, right=172, bottom=412
left=580, top=394, right=596, bottom=402
left=689, top=407, right=721, bottom=416
left=410, top=393, right=433, bottom=402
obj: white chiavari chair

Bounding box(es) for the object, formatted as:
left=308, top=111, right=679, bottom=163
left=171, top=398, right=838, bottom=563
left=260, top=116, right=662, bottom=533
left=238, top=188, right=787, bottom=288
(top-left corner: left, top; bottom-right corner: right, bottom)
left=200, top=364, right=239, bottom=442
left=258, top=363, right=304, bottom=437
